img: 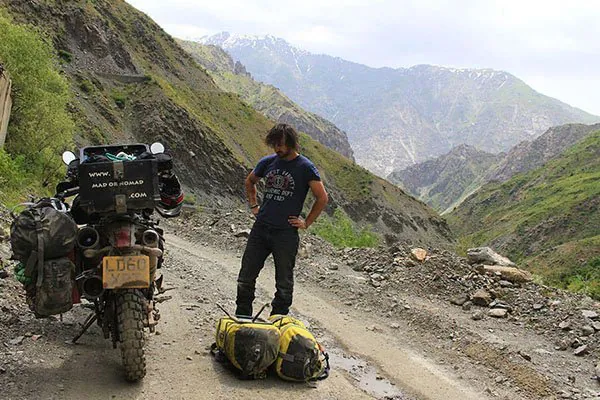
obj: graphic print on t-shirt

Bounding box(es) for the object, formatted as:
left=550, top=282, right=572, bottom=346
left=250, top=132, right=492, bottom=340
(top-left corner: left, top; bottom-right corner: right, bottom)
left=264, top=169, right=296, bottom=202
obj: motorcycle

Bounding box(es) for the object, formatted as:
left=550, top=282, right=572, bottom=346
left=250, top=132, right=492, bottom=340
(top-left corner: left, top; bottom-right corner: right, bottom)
left=57, top=142, right=179, bottom=382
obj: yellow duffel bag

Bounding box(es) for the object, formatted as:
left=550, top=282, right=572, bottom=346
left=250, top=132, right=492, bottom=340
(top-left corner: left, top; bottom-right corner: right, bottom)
left=269, top=315, right=330, bottom=382
left=213, top=315, right=280, bottom=379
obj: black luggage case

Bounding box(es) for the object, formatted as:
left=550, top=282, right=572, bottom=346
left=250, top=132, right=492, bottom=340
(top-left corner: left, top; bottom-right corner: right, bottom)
left=77, top=144, right=160, bottom=214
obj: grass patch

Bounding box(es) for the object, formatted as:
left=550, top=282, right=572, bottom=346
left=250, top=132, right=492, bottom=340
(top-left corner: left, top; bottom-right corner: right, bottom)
left=183, top=193, right=196, bottom=205
left=313, top=208, right=379, bottom=248
left=549, top=257, right=600, bottom=300
left=111, top=89, right=127, bottom=109
left=58, top=49, right=72, bottom=63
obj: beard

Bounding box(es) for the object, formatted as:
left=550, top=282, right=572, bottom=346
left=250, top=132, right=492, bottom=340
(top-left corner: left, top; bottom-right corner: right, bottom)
left=276, top=150, right=291, bottom=158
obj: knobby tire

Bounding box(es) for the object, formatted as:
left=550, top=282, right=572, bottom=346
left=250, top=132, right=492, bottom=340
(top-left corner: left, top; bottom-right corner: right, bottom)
left=116, top=289, right=147, bottom=382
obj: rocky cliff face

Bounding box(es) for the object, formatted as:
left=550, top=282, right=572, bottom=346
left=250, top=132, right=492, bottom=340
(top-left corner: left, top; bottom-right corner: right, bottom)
left=178, top=40, right=355, bottom=160
left=201, top=33, right=600, bottom=177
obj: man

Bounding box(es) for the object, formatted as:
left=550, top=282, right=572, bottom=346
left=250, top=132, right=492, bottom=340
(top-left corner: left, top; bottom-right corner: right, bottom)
left=236, top=123, right=328, bottom=317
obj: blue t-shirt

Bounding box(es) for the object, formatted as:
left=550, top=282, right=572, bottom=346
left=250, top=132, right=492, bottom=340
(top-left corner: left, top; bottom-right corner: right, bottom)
left=253, top=154, right=321, bottom=229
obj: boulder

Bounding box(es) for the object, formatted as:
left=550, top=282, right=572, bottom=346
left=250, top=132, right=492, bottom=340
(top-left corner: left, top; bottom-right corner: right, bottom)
left=573, top=345, right=588, bottom=356
left=596, top=363, right=600, bottom=381
left=467, top=247, right=515, bottom=267
left=482, top=265, right=532, bottom=283
left=488, top=308, right=508, bottom=318
left=471, top=289, right=492, bottom=306
left=410, top=248, right=427, bottom=262
left=582, top=326, right=595, bottom=336
left=582, top=310, right=599, bottom=320
left=471, top=311, right=485, bottom=320
left=450, top=294, right=469, bottom=306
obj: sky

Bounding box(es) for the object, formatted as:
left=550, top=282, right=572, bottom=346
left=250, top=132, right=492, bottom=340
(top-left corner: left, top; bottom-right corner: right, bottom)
left=126, top=0, right=600, bottom=115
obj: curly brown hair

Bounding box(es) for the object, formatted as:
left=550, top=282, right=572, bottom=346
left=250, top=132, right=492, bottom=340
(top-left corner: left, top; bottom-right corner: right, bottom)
left=265, top=123, right=299, bottom=150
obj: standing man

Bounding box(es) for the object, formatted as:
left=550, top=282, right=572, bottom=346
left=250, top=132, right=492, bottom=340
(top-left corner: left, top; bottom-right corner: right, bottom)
left=236, top=123, right=328, bottom=317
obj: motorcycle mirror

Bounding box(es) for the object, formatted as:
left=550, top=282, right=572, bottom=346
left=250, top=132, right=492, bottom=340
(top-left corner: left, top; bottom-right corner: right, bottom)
left=150, top=142, right=165, bottom=154
left=62, top=151, right=77, bottom=165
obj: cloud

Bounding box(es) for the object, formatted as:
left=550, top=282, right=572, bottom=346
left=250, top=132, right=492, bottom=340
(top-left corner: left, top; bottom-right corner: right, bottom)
left=125, top=0, right=600, bottom=114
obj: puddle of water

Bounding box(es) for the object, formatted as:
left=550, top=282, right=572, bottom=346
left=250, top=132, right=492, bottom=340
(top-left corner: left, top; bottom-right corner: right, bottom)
left=325, top=345, right=407, bottom=399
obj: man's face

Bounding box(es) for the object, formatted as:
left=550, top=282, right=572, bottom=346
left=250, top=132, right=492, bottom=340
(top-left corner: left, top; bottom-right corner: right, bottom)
left=273, top=140, right=292, bottom=159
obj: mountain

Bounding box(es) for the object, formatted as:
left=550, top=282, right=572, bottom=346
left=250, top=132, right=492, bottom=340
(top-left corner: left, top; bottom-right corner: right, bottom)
left=176, top=39, right=354, bottom=160
left=485, top=123, right=600, bottom=183
left=0, top=0, right=452, bottom=245
left=201, top=32, right=600, bottom=177
left=446, top=129, right=600, bottom=270
left=388, top=145, right=502, bottom=213
left=388, top=123, right=600, bottom=213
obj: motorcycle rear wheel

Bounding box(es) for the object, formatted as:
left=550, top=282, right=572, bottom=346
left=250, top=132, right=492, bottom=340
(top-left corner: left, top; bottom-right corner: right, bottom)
left=116, top=289, right=147, bottom=381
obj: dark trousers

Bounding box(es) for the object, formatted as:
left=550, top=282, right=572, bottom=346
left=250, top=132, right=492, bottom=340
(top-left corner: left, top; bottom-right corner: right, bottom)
left=235, top=221, right=300, bottom=317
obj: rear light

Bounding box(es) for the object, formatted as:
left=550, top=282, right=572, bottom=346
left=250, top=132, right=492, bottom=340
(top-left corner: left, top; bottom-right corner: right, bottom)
left=115, top=228, right=132, bottom=248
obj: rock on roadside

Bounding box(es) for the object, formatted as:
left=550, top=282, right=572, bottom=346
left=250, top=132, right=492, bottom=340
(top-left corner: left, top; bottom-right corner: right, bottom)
left=467, top=247, right=515, bottom=267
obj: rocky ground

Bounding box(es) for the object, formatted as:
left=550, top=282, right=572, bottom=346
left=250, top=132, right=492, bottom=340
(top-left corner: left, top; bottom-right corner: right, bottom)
left=172, top=208, right=600, bottom=399
left=1, top=206, right=599, bottom=399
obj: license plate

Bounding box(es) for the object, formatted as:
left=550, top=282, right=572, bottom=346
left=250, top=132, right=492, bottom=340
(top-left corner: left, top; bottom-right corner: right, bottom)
left=102, top=255, right=150, bottom=289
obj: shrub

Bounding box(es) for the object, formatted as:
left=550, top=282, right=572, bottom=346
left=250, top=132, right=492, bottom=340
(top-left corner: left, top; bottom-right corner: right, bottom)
left=79, top=78, right=94, bottom=93
left=561, top=257, right=600, bottom=300
left=58, top=49, right=72, bottom=63
left=312, top=208, right=379, bottom=248
left=111, top=90, right=127, bottom=109
left=0, top=12, right=75, bottom=202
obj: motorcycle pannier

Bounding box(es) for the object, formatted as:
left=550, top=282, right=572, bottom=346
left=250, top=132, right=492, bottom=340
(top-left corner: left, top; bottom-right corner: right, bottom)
left=214, top=316, right=280, bottom=378
left=10, top=200, right=77, bottom=317
left=34, top=257, right=75, bottom=316
left=268, top=315, right=329, bottom=382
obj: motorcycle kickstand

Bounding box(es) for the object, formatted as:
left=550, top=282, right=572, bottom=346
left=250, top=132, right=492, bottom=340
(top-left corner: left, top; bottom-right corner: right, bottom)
left=72, top=312, right=97, bottom=344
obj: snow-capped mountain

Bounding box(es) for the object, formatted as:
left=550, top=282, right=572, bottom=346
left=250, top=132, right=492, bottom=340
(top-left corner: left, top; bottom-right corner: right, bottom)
left=201, top=32, right=600, bottom=176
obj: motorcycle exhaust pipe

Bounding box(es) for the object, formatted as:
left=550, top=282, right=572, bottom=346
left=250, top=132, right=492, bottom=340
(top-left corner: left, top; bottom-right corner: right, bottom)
left=77, top=226, right=100, bottom=250
left=142, top=229, right=159, bottom=247
left=81, top=275, right=104, bottom=299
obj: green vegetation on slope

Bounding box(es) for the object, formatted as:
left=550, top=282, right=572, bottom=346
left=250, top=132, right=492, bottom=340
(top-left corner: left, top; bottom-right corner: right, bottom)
left=313, top=208, right=379, bottom=248
left=0, top=11, right=75, bottom=204
left=524, top=236, right=600, bottom=300
left=448, top=131, right=600, bottom=295
left=299, top=133, right=372, bottom=202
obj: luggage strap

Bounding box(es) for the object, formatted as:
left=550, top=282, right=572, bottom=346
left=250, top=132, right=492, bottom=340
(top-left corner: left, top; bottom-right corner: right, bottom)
left=278, top=350, right=331, bottom=381
left=22, top=209, right=45, bottom=287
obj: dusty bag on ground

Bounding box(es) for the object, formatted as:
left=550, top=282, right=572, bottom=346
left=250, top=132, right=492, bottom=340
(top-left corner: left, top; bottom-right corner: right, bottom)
left=269, top=314, right=329, bottom=382
left=213, top=316, right=280, bottom=378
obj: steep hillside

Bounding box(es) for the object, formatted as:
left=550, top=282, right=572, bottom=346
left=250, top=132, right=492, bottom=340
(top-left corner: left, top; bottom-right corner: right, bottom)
left=177, top=40, right=354, bottom=160
left=447, top=130, right=600, bottom=270
left=388, top=145, right=501, bottom=213
left=0, top=0, right=452, bottom=245
left=486, top=123, right=600, bottom=182
left=389, top=122, right=600, bottom=214
left=201, top=33, right=600, bottom=176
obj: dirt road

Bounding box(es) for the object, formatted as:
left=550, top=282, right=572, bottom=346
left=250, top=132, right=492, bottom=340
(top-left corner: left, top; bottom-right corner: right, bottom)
left=2, top=234, right=489, bottom=400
